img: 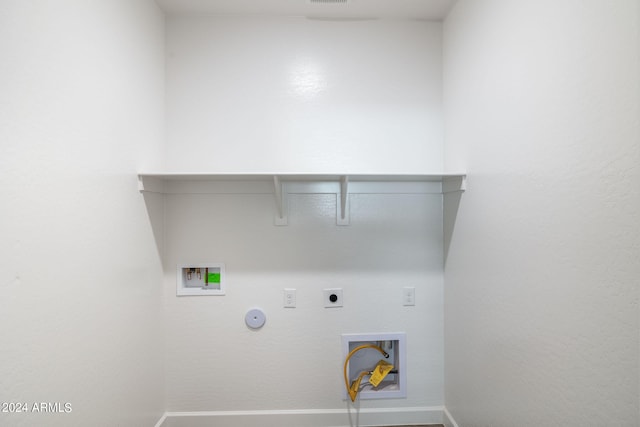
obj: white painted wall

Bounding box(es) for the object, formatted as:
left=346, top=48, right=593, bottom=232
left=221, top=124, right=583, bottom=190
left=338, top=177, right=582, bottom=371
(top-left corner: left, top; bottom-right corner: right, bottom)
left=9, top=2, right=635, bottom=425
left=0, top=1, right=165, bottom=426
left=162, top=190, right=445, bottom=414
left=443, top=1, right=640, bottom=426
left=161, top=15, right=448, bottom=419
left=165, top=16, right=444, bottom=174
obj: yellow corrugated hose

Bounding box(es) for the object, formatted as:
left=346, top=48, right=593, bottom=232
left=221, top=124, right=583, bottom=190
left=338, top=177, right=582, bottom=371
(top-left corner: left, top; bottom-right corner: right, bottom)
left=343, top=344, right=389, bottom=402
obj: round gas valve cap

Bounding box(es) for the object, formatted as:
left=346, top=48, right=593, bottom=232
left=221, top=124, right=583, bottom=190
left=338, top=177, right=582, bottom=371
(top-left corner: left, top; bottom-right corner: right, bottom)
left=245, top=308, right=266, bottom=330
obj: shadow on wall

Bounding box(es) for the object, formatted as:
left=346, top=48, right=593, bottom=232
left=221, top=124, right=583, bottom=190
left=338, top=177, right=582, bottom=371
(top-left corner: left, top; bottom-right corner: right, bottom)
left=143, top=189, right=444, bottom=273
left=142, top=191, right=165, bottom=261
left=444, top=189, right=463, bottom=267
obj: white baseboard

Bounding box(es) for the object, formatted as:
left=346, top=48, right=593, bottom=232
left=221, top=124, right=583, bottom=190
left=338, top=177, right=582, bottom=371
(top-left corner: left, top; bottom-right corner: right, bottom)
left=443, top=407, right=460, bottom=427
left=156, top=406, right=445, bottom=427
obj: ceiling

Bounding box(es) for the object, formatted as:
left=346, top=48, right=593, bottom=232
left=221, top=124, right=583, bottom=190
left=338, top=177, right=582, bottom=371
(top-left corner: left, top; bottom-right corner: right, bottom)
left=155, top=0, right=458, bottom=20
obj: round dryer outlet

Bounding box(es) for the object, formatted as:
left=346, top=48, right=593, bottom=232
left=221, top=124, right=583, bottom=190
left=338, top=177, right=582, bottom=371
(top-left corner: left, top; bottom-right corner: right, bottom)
left=323, top=288, right=343, bottom=308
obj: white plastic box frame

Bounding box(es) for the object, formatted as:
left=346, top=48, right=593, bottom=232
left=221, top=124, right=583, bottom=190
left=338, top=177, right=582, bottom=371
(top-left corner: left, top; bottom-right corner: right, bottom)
left=176, top=263, right=225, bottom=296
left=342, top=332, right=407, bottom=400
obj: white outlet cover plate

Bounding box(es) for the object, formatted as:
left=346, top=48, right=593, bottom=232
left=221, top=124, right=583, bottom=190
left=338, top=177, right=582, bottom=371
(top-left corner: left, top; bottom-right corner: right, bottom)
left=284, top=288, right=296, bottom=308
left=324, top=288, right=343, bottom=308
left=402, top=287, right=415, bottom=306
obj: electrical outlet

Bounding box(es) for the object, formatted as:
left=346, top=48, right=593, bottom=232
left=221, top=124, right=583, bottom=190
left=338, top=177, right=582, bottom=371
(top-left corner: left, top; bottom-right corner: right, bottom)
left=284, top=289, right=296, bottom=308
left=323, top=288, right=343, bottom=308
left=402, top=287, right=415, bottom=306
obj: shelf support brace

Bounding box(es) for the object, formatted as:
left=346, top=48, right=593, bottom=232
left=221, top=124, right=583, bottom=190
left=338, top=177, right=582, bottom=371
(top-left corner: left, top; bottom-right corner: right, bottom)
left=137, top=175, right=165, bottom=194
left=337, top=175, right=350, bottom=226
left=442, top=175, right=467, bottom=193
left=273, top=175, right=288, bottom=226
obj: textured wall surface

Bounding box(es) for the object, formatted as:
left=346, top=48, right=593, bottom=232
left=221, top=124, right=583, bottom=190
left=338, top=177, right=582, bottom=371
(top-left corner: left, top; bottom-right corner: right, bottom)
left=162, top=16, right=449, bottom=417
left=0, top=1, right=166, bottom=425
left=6, top=2, right=636, bottom=425
left=163, top=191, right=445, bottom=412
left=443, top=1, right=640, bottom=426
left=165, top=16, right=444, bottom=174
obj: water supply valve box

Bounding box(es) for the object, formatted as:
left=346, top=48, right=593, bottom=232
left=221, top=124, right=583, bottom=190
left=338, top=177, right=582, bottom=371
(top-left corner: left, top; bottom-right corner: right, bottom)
left=177, top=264, right=225, bottom=296
left=342, top=332, right=407, bottom=400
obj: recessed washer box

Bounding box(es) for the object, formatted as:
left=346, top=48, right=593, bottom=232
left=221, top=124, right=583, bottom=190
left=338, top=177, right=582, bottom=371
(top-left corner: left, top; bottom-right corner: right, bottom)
left=342, top=332, right=407, bottom=400
left=177, top=264, right=225, bottom=296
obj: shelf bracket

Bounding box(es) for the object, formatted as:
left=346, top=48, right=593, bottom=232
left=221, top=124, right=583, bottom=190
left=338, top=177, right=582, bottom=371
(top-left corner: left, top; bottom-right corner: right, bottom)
left=273, top=175, right=288, bottom=226
left=337, top=175, right=350, bottom=226
left=137, top=175, right=165, bottom=194
left=442, top=175, right=467, bottom=193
